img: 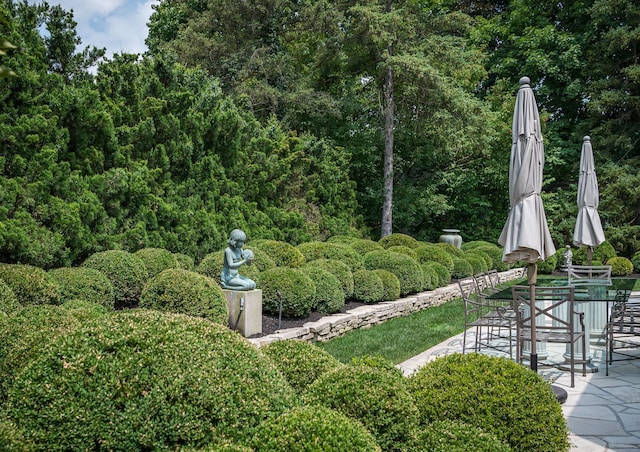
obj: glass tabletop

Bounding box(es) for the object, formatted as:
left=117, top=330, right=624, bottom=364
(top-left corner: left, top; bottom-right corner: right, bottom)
left=487, top=277, right=637, bottom=302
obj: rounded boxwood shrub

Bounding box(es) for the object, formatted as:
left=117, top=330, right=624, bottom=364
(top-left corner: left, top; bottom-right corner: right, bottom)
left=252, top=240, right=305, bottom=268
left=451, top=257, right=474, bottom=279
left=632, top=250, right=640, bottom=273
left=363, top=250, right=423, bottom=296
left=404, top=419, right=512, bottom=452
left=461, top=240, right=496, bottom=250
left=173, top=252, right=195, bottom=271
left=0, top=416, right=31, bottom=451
left=607, top=256, right=634, bottom=276
left=424, top=262, right=451, bottom=287
left=252, top=405, right=381, bottom=452
left=352, top=269, right=384, bottom=303
left=134, top=247, right=178, bottom=277
left=464, top=255, right=488, bottom=274
left=573, top=241, right=617, bottom=265
left=258, top=267, right=315, bottom=317
left=82, top=250, right=148, bottom=308
left=476, top=245, right=511, bottom=271
left=537, top=252, right=558, bottom=274
left=0, top=264, right=61, bottom=307
left=0, top=279, right=21, bottom=315
left=48, top=267, right=115, bottom=309
left=260, top=339, right=344, bottom=393
left=387, top=245, right=418, bottom=259
left=414, top=245, right=455, bottom=272
left=297, top=241, right=364, bottom=272
left=379, top=233, right=419, bottom=249
left=465, top=249, right=493, bottom=270
left=436, top=242, right=464, bottom=257
left=303, top=259, right=354, bottom=299
left=300, top=266, right=345, bottom=314
left=408, top=353, right=569, bottom=452
left=421, top=264, right=438, bottom=291
left=346, top=238, right=384, bottom=256
left=0, top=303, right=106, bottom=402
left=372, top=269, right=401, bottom=301
left=304, top=364, right=420, bottom=452
left=3, top=310, right=297, bottom=450
left=139, top=269, right=229, bottom=324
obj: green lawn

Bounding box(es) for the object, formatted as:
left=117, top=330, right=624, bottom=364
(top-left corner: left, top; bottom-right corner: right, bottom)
left=316, top=298, right=465, bottom=364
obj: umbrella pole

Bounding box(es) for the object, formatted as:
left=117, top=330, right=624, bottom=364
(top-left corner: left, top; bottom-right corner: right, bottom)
left=587, top=247, right=593, bottom=266
left=528, top=262, right=538, bottom=372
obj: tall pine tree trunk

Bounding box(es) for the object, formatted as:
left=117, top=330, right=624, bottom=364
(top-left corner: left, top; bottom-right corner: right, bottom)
left=380, top=0, right=394, bottom=238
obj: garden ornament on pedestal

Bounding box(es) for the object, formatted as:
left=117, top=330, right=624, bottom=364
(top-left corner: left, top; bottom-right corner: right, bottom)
left=221, top=229, right=256, bottom=290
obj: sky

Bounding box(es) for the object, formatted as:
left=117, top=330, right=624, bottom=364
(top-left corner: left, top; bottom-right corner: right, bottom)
left=29, top=0, right=159, bottom=58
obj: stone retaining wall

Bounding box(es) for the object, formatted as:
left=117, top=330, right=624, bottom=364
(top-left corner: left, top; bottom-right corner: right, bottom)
left=248, top=268, right=525, bottom=347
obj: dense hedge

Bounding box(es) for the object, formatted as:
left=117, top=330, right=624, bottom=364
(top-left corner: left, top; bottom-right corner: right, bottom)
left=260, top=339, right=344, bottom=393
left=252, top=240, right=306, bottom=268
left=297, top=241, right=364, bottom=271
left=0, top=263, right=61, bottom=307
left=82, top=250, right=148, bottom=308
left=414, top=245, right=455, bottom=272
left=451, top=257, right=474, bottom=279
left=352, top=269, right=384, bottom=303
left=607, top=256, right=634, bottom=276
left=404, top=419, right=513, bottom=451
left=408, top=353, right=569, bottom=452
left=420, top=264, right=438, bottom=290
left=343, top=238, right=384, bottom=256
left=48, top=266, right=115, bottom=309
left=363, top=250, right=423, bottom=295
left=258, top=267, right=315, bottom=317
left=139, top=269, right=229, bottom=324
left=252, top=405, right=382, bottom=451
left=378, top=233, right=419, bottom=249
left=174, top=253, right=196, bottom=271
left=2, top=310, right=297, bottom=449
left=303, top=258, right=354, bottom=299
left=371, top=269, right=401, bottom=301
left=0, top=279, right=20, bottom=315
left=300, top=266, right=345, bottom=314
left=304, top=364, right=420, bottom=451
left=133, top=247, right=178, bottom=277
left=424, top=262, right=451, bottom=287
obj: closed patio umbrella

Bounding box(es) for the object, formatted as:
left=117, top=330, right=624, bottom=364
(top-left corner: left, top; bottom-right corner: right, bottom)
left=498, top=76, right=556, bottom=371
left=573, top=136, right=605, bottom=264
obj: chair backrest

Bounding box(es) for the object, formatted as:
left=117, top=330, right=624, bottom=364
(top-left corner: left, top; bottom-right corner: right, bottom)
left=568, top=265, right=612, bottom=286
left=458, top=277, right=483, bottom=316
left=511, top=285, right=576, bottom=332
left=486, top=269, right=501, bottom=289
left=473, top=273, right=491, bottom=294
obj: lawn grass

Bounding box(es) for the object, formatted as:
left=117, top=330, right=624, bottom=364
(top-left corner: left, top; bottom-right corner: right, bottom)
left=316, top=298, right=465, bottom=365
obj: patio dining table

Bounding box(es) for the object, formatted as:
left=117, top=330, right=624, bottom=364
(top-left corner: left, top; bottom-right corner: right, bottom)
left=487, top=277, right=637, bottom=371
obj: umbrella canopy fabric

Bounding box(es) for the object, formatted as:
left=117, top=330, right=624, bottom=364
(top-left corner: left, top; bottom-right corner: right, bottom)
left=499, top=77, right=556, bottom=264
left=573, top=136, right=605, bottom=248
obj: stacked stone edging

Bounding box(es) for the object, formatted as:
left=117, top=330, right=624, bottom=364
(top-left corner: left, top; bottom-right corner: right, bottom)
left=249, top=268, right=525, bottom=347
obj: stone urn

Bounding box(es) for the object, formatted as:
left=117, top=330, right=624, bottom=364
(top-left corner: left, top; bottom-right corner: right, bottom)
left=439, top=229, right=462, bottom=249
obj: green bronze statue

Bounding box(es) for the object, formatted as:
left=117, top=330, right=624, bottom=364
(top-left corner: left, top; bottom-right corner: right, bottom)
left=221, top=229, right=256, bottom=290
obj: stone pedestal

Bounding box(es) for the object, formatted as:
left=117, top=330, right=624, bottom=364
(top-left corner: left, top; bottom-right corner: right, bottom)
left=224, top=289, right=262, bottom=337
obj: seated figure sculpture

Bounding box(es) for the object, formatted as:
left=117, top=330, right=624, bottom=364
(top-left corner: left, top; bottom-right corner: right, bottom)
left=221, top=229, right=256, bottom=291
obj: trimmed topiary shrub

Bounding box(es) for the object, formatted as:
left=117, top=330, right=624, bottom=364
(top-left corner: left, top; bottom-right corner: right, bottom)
left=134, top=248, right=178, bottom=277
left=0, top=264, right=61, bottom=307
left=173, top=253, right=195, bottom=271
left=436, top=242, right=465, bottom=257
left=48, top=267, right=115, bottom=309
left=465, top=249, right=493, bottom=270
left=414, top=245, right=455, bottom=272
left=2, top=310, right=298, bottom=450
left=408, top=353, right=569, bottom=452
left=304, top=364, right=420, bottom=451
left=421, top=264, right=438, bottom=290
left=363, top=250, right=423, bottom=296
left=387, top=245, right=418, bottom=259
left=0, top=303, right=107, bottom=402
left=379, top=233, right=419, bottom=249
left=346, top=238, right=384, bottom=256
left=372, top=269, right=401, bottom=301
left=82, top=250, right=148, bottom=308
left=258, top=267, right=316, bottom=317
left=303, top=259, right=354, bottom=299
left=252, top=405, right=381, bottom=452
left=404, top=419, right=513, bottom=452
left=451, top=257, right=474, bottom=279
left=352, top=269, right=384, bottom=303
left=297, top=241, right=364, bottom=271
left=632, top=251, right=640, bottom=273
left=476, top=245, right=511, bottom=271
left=0, top=279, right=20, bottom=315
left=462, top=240, right=497, bottom=251
left=139, top=269, right=229, bottom=324
left=607, top=256, right=634, bottom=276
left=300, top=266, right=345, bottom=314
left=463, top=255, right=488, bottom=274
left=350, top=355, right=405, bottom=380
left=0, top=416, right=31, bottom=451
left=252, top=240, right=305, bottom=268
left=424, top=262, right=451, bottom=287
left=260, top=339, right=344, bottom=393
left=573, top=241, right=617, bottom=266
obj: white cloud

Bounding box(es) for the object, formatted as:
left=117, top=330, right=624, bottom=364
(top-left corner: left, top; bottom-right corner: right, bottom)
left=29, top=0, right=158, bottom=57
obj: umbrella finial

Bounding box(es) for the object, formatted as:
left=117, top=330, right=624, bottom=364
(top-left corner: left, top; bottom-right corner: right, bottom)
left=583, top=135, right=591, bottom=142
left=519, top=76, right=530, bottom=86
